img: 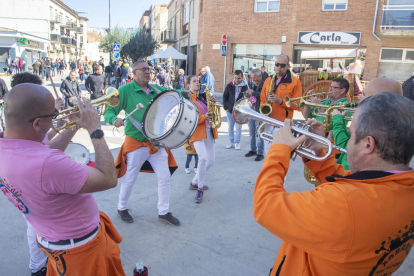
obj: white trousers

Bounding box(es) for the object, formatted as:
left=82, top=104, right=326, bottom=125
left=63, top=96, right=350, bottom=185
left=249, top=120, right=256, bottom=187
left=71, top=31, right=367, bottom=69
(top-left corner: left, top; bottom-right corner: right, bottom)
left=264, top=125, right=280, bottom=156
left=192, top=126, right=215, bottom=189
left=118, top=147, right=170, bottom=215
left=26, top=221, right=48, bottom=273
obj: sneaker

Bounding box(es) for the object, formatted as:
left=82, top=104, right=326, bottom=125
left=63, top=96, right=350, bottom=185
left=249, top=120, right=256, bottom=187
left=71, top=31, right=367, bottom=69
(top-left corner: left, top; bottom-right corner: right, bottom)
left=190, top=182, right=209, bottom=190
left=195, top=188, right=204, bottom=203
left=118, top=209, right=134, bottom=223
left=255, top=154, right=264, bottom=161
left=158, top=212, right=181, bottom=226
left=245, top=151, right=257, bottom=157
left=185, top=168, right=190, bottom=174
left=235, top=143, right=241, bottom=150
left=32, top=267, right=47, bottom=276
left=226, top=142, right=234, bottom=149
left=194, top=168, right=197, bottom=174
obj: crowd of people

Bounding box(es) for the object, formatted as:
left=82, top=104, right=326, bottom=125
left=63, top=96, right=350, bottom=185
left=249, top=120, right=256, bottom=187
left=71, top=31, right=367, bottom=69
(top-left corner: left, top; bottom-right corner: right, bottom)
left=1, top=52, right=414, bottom=276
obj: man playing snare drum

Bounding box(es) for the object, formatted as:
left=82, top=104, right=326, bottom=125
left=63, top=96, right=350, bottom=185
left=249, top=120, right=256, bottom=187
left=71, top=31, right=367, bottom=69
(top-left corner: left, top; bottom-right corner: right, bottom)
left=104, top=60, right=191, bottom=226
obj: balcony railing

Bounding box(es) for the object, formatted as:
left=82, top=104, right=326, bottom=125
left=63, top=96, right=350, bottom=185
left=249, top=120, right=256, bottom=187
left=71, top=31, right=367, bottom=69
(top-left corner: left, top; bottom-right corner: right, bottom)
left=61, top=37, right=77, bottom=47
left=66, top=22, right=77, bottom=30
left=50, top=34, right=61, bottom=43
left=182, top=23, right=188, bottom=35
left=50, top=13, right=63, bottom=23
left=380, top=5, right=414, bottom=36
left=160, top=30, right=177, bottom=43
left=76, top=27, right=83, bottom=33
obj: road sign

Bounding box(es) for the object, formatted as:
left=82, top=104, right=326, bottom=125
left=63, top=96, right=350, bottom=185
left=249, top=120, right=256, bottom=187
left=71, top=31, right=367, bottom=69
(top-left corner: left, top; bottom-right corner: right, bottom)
left=113, top=44, right=121, bottom=51
left=221, top=34, right=227, bottom=46
left=221, top=45, right=227, bottom=57
left=113, top=52, right=120, bottom=59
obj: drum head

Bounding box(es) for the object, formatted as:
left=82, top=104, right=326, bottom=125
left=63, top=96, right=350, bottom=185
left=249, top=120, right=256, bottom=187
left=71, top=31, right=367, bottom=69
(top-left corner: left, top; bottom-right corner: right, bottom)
left=143, top=91, right=183, bottom=140
left=64, top=142, right=90, bottom=165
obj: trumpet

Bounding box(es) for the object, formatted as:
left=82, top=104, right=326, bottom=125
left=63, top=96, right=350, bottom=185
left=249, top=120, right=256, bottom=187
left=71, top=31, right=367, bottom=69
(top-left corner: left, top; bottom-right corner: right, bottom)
left=233, top=98, right=347, bottom=161
left=285, top=92, right=331, bottom=108
left=52, top=87, right=120, bottom=131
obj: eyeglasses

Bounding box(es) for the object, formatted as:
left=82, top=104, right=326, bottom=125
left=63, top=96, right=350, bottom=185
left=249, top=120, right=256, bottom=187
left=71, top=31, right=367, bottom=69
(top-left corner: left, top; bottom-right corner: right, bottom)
left=329, top=86, right=342, bottom=90
left=135, top=67, right=150, bottom=72
left=28, top=108, right=59, bottom=123
left=275, top=63, right=287, bottom=68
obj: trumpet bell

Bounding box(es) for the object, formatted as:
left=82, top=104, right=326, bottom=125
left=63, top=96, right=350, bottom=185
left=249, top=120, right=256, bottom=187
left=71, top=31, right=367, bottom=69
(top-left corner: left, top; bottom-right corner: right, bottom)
left=232, top=98, right=253, bottom=124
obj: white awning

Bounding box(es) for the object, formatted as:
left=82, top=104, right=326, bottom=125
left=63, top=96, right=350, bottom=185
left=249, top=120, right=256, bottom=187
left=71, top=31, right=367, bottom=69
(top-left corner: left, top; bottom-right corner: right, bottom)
left=157, top=46, right=187, bottom=60
left=301, top=49, right=357, bottom=59
left=148, top=49, right=164, bottom=60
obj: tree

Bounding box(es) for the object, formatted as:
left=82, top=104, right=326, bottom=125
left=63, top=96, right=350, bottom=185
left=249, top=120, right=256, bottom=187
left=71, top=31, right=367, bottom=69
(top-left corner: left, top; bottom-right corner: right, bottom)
left=99, top=25, right=136, bottom=54
left=121, top=30, right=160, bottom=62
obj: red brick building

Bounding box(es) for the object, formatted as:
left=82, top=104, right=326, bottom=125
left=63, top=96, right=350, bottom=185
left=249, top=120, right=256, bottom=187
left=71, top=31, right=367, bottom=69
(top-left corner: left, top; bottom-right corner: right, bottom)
left=196, top=0, right=414, bottom=92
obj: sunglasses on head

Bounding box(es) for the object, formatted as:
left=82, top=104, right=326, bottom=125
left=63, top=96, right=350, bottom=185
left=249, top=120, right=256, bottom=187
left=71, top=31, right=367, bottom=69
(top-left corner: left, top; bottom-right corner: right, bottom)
left=275, top=63, right=287, bottom=68
left=28, top=108, right=59, bottom=123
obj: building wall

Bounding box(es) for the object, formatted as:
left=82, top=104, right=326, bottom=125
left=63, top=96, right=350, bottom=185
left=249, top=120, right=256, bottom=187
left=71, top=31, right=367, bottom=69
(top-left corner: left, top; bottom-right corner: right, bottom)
left=197, top=0, right=414, bottom=92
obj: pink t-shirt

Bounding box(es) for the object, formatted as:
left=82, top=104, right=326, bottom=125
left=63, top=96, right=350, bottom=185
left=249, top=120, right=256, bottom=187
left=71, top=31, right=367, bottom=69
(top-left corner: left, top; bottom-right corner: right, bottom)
left=0, top=132, right=99, bottom=242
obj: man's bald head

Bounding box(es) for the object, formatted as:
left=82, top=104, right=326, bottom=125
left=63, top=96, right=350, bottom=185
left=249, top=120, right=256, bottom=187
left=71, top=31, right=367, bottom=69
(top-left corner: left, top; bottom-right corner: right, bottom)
left=4, top=84, right=54, bottom=129
left=363, top=78, right=403, bottom=99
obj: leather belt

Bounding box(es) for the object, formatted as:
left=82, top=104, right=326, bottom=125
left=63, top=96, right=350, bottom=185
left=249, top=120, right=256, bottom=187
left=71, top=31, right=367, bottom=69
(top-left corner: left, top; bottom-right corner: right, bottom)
left=45, top=226, right=99, bottom=245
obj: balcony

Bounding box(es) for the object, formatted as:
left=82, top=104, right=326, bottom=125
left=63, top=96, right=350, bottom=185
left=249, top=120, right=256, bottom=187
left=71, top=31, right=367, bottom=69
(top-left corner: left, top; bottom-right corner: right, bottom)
left=160, top=30, right=177, bottom=43
left=380, top=5, right=414, bottom=36
left=50, top=13, right=63, bottom=23
left=182, top=23, right=188, bottom=35
left=50, top=34, right=61, bottom=43
left=61, top=37, right=77, bottom=47
left=66, top=22, right=77, bottom=30
left=76, top=27, right=83, bottom=33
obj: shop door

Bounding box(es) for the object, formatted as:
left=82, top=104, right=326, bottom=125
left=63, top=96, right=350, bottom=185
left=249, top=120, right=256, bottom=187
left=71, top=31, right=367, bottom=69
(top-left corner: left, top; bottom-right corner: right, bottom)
left=192, top=46, right=197, bottom=75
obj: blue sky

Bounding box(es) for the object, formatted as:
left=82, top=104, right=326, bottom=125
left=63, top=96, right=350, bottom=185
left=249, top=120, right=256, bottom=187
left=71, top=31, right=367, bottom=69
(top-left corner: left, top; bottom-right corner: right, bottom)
left=64, top=0, right=169, bottom=30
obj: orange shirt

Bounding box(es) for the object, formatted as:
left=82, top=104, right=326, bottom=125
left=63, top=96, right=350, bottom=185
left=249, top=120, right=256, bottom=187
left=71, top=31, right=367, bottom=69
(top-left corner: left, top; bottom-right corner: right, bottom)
left=254, top=144, right=414, bottom=276
left=189, top=93, right=218, bottom=143
left=260, top=71, right=302, bottom=122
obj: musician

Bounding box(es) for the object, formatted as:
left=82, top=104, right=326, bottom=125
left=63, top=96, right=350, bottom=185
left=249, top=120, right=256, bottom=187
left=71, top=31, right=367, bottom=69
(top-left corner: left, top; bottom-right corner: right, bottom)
left=104, top=60, right=189, bottom=226
left=0, top=84, right=125, bottom=276
left=222, top=70, right=248, bottom=150
left=254, top=93, right=414, bottom=276
left=186, top=75, right=218, bottom=203
left=302, top=77, right=350, bottom=129
left=332, top=77, right=403, bottom=170
left=60, top=70, right=82, bottom=108
left=245, top=68, right=265, bottom=161
left=260, top=54, right=302, bottom=155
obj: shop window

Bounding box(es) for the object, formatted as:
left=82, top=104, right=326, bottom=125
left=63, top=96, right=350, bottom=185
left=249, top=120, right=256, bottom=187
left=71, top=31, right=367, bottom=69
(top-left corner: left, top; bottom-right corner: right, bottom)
left=380, top=48, right=414, bottom=63
left=406, top=50, right=414, bottom=61
left=254, top=0, right=280, bottom=13
left=232, top=44, right=282, bottom=74
left=322, top=0, right=348, bottom=11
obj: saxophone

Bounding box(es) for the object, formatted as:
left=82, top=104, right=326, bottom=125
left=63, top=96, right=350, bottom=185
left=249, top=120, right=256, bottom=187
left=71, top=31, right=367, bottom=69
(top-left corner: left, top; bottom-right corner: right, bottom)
left=259, top=73, right=277, bottom=116
left=202, top=84, right=222, bottom=129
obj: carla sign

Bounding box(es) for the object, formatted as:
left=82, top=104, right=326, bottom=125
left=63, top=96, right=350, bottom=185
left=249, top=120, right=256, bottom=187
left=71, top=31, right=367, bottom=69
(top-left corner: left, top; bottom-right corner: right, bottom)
left=298, top=32, right=361, bottom=45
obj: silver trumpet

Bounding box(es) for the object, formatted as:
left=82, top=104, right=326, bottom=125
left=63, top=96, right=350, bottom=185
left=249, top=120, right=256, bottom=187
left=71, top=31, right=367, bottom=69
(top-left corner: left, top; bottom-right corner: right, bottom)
left=232, top=98, right=347, bottom=161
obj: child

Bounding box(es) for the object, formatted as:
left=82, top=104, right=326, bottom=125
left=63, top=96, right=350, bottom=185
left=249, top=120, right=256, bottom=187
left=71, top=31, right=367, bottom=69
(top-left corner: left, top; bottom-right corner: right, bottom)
left=183, top=141, right=198, bottom=174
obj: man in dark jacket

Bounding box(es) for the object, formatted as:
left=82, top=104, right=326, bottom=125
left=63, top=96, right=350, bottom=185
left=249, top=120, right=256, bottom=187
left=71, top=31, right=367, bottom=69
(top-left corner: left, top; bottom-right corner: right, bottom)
left=402, top=73, right=414, bottom=101
left=85, top=65, right=107, bottom=100
left=114, top=60, right=122, bottom=89
left=69, top=59, right=76, bottom=71
left=60, top=70, right=82, bottom=107
left=261, top=66, right=269, bottom=81
left=222, top=70, right=248, bottom=150
left=104, top=64, right=113, bottom=87
left=245, top=69, right=265, bottom=161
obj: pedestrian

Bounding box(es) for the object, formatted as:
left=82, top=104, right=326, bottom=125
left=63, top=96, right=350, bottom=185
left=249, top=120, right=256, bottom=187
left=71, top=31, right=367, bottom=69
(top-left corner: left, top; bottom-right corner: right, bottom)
left=126, top=67, right=134, bottom=84
left=84, top=61, right=92, bottom=79
left=261, top=65, right=269, bottom=80
left=50, top=59, right=56, bottom=77
left=5, top=55, right=12, bottom=75
left=78, top=62, right=85, bottom=83
left=114, top=60, right=122, bottom=89
left=157, top=68, right=166, bottom=86
left=85, top=65, right=107, bottom=100
left=60, top=70, right=82, bottom=108
left=176, top=69, right=185, bottom=89
left=69, top=59, right=76, bottom=71
left=18, top=57, right=23, bottom=73
left=183, top=141, right=198, bottom=174
left=120, top=62, right=130, bottom=86
left=39, top=60, right=44, bottom=78
left=59, top=59, right=65, bottom=77
left=402, top=72, right=414, bottom=101
left=149, top=68, right=160, bottom=85
left=164, top=65, right=174, bottom=89
left=104, top=63, right=113, bottom=86
left=200, top=66, right=214, bottom=94
left=32, top=60, right=40, bottom=76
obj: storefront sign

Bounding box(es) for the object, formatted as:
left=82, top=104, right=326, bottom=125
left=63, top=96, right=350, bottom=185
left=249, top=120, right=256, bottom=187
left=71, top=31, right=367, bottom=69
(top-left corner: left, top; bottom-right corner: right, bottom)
left=298, top=32, right=361, bottom=45
left=27, top=40, right=41, bottom=49
left=20, top=38, right=28, bottom=45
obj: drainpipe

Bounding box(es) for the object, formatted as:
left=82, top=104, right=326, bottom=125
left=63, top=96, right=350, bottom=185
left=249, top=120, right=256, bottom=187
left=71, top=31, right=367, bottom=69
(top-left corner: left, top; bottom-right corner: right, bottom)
left=373, top=0, right=382, bottom=41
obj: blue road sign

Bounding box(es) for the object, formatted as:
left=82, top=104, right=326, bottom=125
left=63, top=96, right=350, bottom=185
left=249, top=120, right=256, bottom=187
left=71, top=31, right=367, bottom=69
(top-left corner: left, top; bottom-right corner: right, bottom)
left=113, top=44, right=121, bottom=51
left=221, top=45, right=227, bottom=57
left=113, top=52, right=120, bottom=59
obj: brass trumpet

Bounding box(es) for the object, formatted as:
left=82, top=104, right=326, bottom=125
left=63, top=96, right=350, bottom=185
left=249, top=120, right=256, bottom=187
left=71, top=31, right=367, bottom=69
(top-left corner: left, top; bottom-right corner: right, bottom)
left=202, top=84, right=222, bottom=129
left=52, top=87, right=120, bottom=131
left=285, top=92, right=331, bottom=108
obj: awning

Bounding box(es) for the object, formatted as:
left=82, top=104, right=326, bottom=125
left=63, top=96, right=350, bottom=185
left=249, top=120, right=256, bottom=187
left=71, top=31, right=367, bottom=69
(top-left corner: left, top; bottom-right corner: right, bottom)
left=148, top=49, right=164, bottom=60
left=301, top=49, right=357, bottom=59
left=157, top=46, right=187, bottom=60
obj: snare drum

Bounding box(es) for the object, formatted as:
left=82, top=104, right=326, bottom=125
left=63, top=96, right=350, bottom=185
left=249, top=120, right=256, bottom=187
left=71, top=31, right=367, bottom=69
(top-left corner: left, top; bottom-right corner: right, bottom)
left=64, top=142, right=90, bottom=165
left=142, top=90, right=199, bottom=149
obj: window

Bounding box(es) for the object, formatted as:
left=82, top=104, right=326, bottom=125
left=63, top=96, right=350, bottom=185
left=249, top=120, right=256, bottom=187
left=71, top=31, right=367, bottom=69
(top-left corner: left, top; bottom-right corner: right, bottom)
left=200, top=0, right=203, bottom=13
left=322, top=0, right=348, bottom=11
left=232, top=44, right=282, bottom=74
left=254, top=0, right=280, bottom=13
left=192, top=1, right=194, bottom=18
left=183, top=2, right=190, bottom=24
left=380, top=48, right=414, bottom=63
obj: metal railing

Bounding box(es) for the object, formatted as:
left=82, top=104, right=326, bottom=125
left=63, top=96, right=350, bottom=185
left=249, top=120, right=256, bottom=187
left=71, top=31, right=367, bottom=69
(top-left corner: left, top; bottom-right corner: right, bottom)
left=380, top=5, right=414, bottom=29
left=61, top=37, right=77, bottom=46
left=50, top=13, right=63, bottom=23
left=66, top=22, right=77, bottom=30
left=160, top=30, right=177, bottom=42
left=50, top=34, right=61, bottom=43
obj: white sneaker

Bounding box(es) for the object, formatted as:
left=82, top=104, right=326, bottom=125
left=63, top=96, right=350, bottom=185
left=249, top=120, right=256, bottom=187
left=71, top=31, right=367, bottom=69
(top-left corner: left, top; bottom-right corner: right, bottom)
left=226, top=143, right=234, bottom=149
left=235, top=143, right=241, bottom=150
left=185, top=168, right=190, bottom=174
left=194, top=168, right=197, bottom=174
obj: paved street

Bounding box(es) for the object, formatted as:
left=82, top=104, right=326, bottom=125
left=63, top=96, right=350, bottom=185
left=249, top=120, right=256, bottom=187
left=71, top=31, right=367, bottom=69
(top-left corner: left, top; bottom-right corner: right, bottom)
left=0, top=74, right=413, bottom=275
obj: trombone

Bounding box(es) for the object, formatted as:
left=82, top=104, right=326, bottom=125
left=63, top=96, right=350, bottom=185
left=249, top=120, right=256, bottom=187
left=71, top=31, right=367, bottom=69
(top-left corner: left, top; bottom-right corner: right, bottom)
left=233, top=98, right=346, bottom=161
left=285, top=92, right=331, bottom=108
left=52, top=87, right=120, bottom=131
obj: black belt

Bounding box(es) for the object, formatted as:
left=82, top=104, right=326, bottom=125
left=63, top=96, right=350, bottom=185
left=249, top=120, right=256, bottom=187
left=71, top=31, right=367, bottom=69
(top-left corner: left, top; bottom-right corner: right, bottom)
left=45, top=226, right=99, bottom=245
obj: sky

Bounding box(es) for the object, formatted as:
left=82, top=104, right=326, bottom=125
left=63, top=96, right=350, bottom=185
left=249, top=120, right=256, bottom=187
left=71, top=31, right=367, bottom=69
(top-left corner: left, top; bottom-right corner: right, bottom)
left=64, top=0, right=170, bottom=31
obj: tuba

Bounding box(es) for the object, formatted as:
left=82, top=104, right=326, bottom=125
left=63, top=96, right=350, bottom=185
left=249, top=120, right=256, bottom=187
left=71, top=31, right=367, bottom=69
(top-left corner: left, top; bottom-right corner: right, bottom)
left=259, top=74, right=277, bottom=116
left=202, top=84, right=222, bottom=129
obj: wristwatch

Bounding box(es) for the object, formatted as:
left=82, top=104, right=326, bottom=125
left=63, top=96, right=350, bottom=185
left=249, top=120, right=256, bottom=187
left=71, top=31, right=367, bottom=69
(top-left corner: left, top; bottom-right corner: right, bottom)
left=90, top=129, right=104, bottom=139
